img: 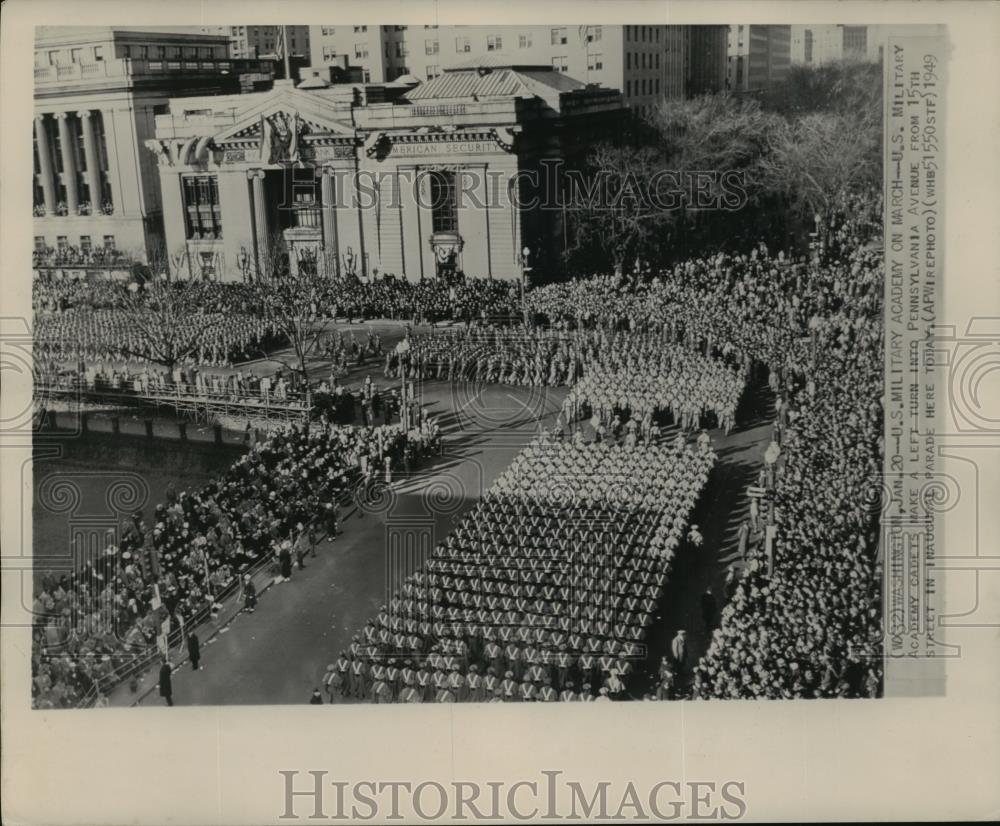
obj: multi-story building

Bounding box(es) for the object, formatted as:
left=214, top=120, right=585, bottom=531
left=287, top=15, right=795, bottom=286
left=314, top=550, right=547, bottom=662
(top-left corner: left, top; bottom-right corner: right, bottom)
left=684, top=25, right=729, bottom=96
left=726, top=24, right=791, bottom=93
left=148, top=59, right=625, bottom=282
left=790, top=25, right=879, bottom=66
left=33, top=27, right=273, bottom=266
left=307, top=25, right=706, bottom=112
left=199, top=25, right=311, bottom=62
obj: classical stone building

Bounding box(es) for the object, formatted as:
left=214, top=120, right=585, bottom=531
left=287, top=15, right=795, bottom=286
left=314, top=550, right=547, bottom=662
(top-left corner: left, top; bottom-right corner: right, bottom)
left=149, top=60, right=624, bottom=282
left=33, top=27, right=273, bottom=268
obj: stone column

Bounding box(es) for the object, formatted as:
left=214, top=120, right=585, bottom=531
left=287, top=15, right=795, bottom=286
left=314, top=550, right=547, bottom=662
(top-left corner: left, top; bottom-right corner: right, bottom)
left=320, top=168, right=339, bottom=277
left=248, top=169, right=270, bottom=278
left=77, top=110, right=103, bottom=211
left=33, top=115, right=57, bottom=215
left=55, top=113, right=79, bottom=213
left=99, top=109, right=120, bottom=214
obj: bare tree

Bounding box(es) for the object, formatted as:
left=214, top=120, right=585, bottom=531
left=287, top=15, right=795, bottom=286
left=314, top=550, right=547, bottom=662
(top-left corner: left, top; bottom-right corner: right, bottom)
left=118, top=283, right=224, bottom=382
left=563, top=144, right=672, bottom=273
left=247, top=232, right=332, bottom=386
left=757, top=112, right=881, bottom=218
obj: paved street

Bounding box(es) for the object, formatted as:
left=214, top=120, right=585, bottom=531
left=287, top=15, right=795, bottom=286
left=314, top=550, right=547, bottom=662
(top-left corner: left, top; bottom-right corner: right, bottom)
left=121, top=381, right=566, bottom=705
left=117, top=371, right=774, bottom=706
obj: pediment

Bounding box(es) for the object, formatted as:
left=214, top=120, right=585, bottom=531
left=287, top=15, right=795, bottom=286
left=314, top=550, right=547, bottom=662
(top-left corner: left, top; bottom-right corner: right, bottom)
left=213, top=90, right=356, bottom=146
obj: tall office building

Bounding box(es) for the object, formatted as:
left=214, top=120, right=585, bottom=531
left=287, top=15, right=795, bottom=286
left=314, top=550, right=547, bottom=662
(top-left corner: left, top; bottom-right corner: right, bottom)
left=727, top=25, right=791, bottom=92
left=684, top=25, right=729, bottom=96
left=307, top=24, right=710, bottom=111
left=199, top=25, right=311, bottom=62
left=790, top=25, right=881, bottom=66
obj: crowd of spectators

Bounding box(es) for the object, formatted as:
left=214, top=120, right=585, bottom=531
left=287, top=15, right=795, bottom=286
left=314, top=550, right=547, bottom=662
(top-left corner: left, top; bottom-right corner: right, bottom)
left=33, top=186, right=885, bottom=703
left=32, top=244, right=132, bottom=272
left=517, top=189, right=886, bottom=699
left=31, top=420, right=427, bottom=708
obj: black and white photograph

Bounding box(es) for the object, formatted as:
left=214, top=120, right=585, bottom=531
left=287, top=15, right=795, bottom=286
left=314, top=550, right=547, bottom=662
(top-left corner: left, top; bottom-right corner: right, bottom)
left=25, top=17, right=905, bottom=709
left=2, top=1, right=999, bottom=823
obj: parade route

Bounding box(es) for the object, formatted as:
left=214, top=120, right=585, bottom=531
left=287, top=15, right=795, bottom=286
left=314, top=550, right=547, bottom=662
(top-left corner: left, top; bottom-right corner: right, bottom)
left=118, top=375, right=775, bottom=707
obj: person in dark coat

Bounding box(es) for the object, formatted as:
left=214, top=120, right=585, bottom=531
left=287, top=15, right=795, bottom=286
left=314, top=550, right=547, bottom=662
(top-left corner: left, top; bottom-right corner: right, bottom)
left=187, top=632, right=201, bottom=671
left=158, top=661, right=173, bottom=706
left=701, top=589, right=717, bottom=631
left=309, top=688, right=323, bottom=704
left=242, top=574, right=257, bottom=613
left=278, top=542, right=293, bottom=582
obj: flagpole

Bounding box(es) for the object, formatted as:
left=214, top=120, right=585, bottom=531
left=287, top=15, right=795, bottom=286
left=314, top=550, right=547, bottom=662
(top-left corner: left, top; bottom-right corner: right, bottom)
left=282, top=25, right=291, bottom=81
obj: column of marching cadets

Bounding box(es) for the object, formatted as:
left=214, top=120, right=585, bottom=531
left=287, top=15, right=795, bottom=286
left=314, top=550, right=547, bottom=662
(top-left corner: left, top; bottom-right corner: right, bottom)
left=326, top=433, right=715, bottom=702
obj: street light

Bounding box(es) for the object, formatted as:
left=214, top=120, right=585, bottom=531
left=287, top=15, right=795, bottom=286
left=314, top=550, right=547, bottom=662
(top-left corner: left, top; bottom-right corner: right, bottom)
left=395, top=338, right=411, bottom=430
left=519, top=245, right=532, bottom=327
left=236, top=247, right=251, bottom=283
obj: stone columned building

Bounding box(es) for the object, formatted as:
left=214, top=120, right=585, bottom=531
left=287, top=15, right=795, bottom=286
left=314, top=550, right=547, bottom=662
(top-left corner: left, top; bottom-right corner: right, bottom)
left=148, top=59, right=624, bottom=282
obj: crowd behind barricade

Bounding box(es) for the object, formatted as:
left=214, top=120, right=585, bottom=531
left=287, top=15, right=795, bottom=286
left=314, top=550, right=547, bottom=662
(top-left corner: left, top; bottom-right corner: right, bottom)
left=31, top=419, right=437, bottom=708
left=518, top=189, right=886, bottom=699
left=310, top=273, right=519, bottom=323
left=32, top=244, right=132, bottom=272
left=33, top=271, right=520, bottom=324
left=41, top=362, right=312, bottom=413
left=323, top=431, right=714, bottom=703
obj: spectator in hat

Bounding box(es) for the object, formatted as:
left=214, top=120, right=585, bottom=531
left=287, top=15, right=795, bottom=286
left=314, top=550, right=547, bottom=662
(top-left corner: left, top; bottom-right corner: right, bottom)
left=187, top=631, right=201, bottom=671
left=701, top=588, right=717, bottom=632
left=158, top=660, right=173, bottom=707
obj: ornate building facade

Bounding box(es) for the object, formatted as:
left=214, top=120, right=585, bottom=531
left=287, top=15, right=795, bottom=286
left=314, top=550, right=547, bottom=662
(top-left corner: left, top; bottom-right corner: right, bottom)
left=149, top=61, right=624, bottom=282
left=33, top=27, right=273, bottom=268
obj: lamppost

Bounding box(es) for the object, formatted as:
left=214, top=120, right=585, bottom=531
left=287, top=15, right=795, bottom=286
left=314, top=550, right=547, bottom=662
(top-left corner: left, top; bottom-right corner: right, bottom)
left=519, top=245, right=532, bottom=327
left=395, top=338, right=411, bottom=430
left=237, top=247, right=253, bottom=283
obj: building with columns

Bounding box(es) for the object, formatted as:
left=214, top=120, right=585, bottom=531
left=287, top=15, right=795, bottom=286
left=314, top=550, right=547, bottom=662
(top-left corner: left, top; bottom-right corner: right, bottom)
left=33, top=27, right=273, bottom=267
left=149, top=60, right=624, bottom=282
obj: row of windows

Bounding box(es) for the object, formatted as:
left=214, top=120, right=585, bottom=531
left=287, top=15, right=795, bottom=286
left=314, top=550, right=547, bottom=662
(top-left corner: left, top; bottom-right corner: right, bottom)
left=332, top=35, right=554, bottom=61
left=625, top=25, right=662, bottom=43
left=625, top=77, right=662, bottom=97
left=454, top=33, right=536, bottom=52
left=35, top=41, right=233, bottom=67
left=36, top=46, right=105, bottom=67
left=320, top=28, right=615, bottom=58
left=549, top=55, right=604, bottom=72
left=122, top=44, right=225, bottom=60
left=35, top=235, right=116, bottom=252
left=626, top=51, right=662, bottom=70
left=182, top=176, right=222, bottom=240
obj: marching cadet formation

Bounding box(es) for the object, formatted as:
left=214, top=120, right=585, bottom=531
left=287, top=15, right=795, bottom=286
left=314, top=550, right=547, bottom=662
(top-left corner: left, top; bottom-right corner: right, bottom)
left=396, top=327, right=586, bottom=387
left=563, top=339, right=745, bottom=435
left=323, top=431, right=715, bottom=703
